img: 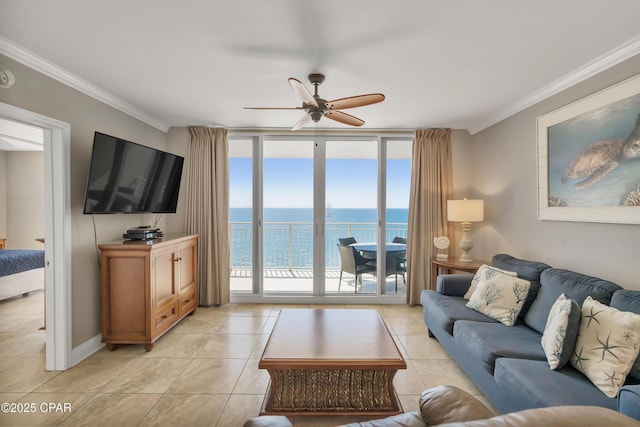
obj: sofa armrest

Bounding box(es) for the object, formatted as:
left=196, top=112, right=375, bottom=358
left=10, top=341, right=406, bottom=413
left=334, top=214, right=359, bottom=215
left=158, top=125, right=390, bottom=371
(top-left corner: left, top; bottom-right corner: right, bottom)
left=242, top=416, right=293, bottom=427
left=443, top=406, right=639, bottom=427
left=436, top=274, right=474, bottom=297
left=618, top=384, right=640, bottom=421
left=419, top=385, right=495, bottom=424
left=340, top=411, right=426, bottom=427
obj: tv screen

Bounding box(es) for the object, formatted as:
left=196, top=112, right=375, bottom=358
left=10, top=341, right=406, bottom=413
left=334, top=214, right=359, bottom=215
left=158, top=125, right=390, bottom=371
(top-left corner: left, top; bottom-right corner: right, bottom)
left=83, top=132, right=184, bottom=214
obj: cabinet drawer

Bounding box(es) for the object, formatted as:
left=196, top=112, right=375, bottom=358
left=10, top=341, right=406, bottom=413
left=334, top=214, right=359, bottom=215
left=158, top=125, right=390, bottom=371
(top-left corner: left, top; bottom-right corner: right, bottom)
left=179, top=287, right=198, bottom=317
left=152, top=303, right=178, bottom=338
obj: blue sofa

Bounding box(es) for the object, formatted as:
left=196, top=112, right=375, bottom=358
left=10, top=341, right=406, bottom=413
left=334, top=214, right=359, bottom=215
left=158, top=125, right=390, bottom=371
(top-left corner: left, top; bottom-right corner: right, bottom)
left=421, top=253, right=640, bottom=420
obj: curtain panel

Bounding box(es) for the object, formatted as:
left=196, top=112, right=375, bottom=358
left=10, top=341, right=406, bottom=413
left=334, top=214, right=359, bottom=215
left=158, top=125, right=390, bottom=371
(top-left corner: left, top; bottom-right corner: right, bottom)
left=406, top=128, right=453, bottom=305
left=185, top=127, right=230, bottom=305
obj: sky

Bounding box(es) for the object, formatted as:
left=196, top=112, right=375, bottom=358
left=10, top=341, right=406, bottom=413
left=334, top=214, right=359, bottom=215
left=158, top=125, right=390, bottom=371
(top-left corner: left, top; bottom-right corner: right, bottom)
left=229, top=157, right=411, bottom=209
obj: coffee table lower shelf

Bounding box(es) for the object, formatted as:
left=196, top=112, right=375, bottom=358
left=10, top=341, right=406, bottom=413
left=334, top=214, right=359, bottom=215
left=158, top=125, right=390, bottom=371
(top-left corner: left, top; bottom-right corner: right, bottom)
left=260, top=368, right=403, bottom=416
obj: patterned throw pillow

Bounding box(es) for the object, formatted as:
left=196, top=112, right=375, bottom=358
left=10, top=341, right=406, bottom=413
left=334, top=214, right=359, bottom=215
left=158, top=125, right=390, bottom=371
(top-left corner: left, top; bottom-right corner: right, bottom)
left=465, top=271, right=531, bottom=326
left=464, top=264, right=518, bottom=300
left=541, top=293, right=580, bottom=370
left=570, top=297, right=640, bottom=398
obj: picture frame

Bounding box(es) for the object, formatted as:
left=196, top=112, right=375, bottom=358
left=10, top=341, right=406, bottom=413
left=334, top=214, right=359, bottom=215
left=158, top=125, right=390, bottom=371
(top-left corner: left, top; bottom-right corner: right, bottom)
left=537, top=74, right=640, bottom=224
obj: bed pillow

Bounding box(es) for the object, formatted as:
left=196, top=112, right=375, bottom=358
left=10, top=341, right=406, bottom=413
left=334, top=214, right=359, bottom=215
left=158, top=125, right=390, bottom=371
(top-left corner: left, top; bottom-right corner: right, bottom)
left=465, top=271, right=531, bottom=326
left=541, top=293, right=581, bottom=370
left=463, top=264, right=518, bottom=300
left=570, top=297, right=640, bottom=397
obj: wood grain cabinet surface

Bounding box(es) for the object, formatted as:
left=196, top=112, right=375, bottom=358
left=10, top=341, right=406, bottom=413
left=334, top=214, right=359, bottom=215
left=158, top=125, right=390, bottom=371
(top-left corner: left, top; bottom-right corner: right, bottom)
left=98, top=234, right=199, bottom=351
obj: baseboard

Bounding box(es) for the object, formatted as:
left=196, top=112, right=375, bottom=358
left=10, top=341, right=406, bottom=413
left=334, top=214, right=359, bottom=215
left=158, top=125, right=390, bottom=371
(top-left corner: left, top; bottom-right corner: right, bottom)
left=71, top=334, right=104, bottom=366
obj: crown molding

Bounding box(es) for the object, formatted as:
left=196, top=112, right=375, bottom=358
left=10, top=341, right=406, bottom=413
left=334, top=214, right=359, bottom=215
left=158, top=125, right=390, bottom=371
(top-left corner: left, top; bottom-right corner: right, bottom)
left=0, top=36, right=170, bottom=133
left=468, top=35, right=640, bottom=135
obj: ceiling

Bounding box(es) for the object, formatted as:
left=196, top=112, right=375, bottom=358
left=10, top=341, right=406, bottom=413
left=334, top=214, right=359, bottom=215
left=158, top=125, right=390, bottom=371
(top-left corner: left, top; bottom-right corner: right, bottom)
left=0, top=0, right=639, bottom=133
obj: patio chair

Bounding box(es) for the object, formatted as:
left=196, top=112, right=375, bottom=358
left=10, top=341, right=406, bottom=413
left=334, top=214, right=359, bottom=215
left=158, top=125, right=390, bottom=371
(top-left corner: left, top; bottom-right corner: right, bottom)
left=338, top=236, right=357, bottom=246
left=392, top=236, right=406, bottom=244
left=337, top=244, right=376, bottom=293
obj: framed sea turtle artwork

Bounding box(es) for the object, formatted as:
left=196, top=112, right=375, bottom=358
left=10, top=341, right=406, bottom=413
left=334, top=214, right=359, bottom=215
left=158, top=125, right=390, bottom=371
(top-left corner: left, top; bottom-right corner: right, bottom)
left=538, top=73, right=640, bottom=224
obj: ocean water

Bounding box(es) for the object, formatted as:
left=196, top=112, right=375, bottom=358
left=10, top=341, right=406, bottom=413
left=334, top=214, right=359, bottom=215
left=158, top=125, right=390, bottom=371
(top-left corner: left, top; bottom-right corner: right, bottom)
left=230, top=208, right=408, bottom=269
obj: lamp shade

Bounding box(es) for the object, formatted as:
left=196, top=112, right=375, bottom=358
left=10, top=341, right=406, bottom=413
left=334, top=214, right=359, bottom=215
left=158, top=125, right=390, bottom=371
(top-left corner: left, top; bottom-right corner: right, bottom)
left=447, top=199, right=484, bottom=222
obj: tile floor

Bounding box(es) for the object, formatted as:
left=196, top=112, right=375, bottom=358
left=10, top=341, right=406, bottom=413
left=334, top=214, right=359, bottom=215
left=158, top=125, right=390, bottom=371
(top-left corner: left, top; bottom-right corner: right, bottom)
left=0, top=290, right=495, bottom=426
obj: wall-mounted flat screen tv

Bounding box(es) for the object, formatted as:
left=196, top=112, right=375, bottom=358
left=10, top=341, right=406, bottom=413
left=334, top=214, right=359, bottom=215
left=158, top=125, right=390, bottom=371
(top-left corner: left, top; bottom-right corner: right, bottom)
left=83, top=132, right=184, bottom=214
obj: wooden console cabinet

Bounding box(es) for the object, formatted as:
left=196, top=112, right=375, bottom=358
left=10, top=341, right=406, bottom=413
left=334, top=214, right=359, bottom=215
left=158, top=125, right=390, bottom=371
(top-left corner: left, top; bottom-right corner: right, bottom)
left=98, top=234, right=199, bottom=351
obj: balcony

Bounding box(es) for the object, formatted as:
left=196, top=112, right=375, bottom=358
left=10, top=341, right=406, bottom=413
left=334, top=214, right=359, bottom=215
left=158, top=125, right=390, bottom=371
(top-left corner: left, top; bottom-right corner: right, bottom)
left=230, top=221, right=408, bottom=294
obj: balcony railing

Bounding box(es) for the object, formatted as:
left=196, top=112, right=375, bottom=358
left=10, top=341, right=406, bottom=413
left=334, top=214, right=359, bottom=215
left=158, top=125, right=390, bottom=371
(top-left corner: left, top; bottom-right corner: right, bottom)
left=230, top=221, right=408, bottom=274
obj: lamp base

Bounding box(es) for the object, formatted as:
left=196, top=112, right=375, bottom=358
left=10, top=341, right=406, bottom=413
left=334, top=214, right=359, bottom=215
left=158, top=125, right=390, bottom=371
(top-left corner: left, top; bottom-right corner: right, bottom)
left=458, top=252, right=473, bottom=263
left=458, top=221, right=474, bottom=263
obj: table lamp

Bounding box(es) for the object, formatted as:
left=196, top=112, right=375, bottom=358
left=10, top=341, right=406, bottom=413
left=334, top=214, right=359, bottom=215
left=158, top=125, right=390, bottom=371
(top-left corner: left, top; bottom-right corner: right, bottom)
left=447, top=199, right=484, bottom=263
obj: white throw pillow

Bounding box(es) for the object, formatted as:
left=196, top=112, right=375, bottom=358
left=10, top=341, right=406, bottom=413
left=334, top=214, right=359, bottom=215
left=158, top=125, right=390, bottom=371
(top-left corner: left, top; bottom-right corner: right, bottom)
left=464, top=264, right=518, bottom=300
left=541, top=293, right=580, bottom=370
left=465, top=271, right=531, bottom=326
left=570, top=297, right=640, bottom=398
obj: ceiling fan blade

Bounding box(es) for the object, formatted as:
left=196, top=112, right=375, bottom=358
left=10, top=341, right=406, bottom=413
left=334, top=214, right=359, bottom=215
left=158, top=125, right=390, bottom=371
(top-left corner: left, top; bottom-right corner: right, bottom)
left=324, top=110, right=365, bottom=127
left=291, top=112, right=313, bottom=131
left=244, top=107, right=304, bottom=110
left=289, top=77, right=319, bottom=108
left=325, top=93, right=385, bottom=110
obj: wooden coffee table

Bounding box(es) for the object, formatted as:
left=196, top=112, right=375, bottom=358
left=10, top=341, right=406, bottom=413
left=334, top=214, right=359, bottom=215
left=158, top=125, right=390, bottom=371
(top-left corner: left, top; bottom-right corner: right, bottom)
left=259, top=308, right=406, bottom=416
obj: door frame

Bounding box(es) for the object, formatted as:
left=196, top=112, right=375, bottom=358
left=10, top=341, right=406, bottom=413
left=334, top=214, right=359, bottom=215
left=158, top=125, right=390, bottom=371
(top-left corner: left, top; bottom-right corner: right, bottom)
left=0, top=102, right=72, bottom=370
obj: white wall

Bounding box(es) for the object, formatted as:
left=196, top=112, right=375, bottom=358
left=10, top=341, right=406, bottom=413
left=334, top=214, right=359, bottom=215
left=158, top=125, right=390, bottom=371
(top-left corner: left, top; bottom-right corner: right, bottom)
left=470, top=55, right=640, bottom=290
left=165, top=127, right=190, bottom=235
left=5, top=151, right=44, bottom=249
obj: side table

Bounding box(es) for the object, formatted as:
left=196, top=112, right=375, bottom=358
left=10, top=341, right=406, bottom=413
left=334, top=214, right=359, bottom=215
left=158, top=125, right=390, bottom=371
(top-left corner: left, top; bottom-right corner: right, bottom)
left=431, top=258, right=486, bottom=291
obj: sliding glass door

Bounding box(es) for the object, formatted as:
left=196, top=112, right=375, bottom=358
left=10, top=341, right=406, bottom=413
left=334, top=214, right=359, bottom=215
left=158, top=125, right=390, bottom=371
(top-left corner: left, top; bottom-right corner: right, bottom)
left=229, top=133, right=412, bottom=301
left=262, top=139, right=315, bottom=294
left=229, top=138, right=254, bottom=293
left=325, top=139, right=378, bottom=294
left=385, top=139, right=412, bottom=293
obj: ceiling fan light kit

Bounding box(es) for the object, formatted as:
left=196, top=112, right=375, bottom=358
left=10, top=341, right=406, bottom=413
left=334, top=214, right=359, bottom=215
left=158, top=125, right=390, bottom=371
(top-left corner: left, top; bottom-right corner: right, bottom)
left=245, top=73, right=384, bottom=131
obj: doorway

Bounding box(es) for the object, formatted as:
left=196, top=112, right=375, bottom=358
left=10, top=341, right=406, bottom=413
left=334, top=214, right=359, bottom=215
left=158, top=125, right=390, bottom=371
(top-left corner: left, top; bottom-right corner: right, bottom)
left=0, top=101, right=72, bottom=371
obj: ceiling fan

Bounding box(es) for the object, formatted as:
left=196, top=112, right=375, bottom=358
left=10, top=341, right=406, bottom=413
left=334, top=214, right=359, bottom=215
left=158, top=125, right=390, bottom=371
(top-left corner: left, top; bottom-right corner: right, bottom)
left=244, top=73, right=385, bottom=131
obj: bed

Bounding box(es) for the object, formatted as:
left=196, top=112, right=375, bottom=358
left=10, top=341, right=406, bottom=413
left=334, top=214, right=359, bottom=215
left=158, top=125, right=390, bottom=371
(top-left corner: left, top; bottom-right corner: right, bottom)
left=0, top=249, right=45, bottom=300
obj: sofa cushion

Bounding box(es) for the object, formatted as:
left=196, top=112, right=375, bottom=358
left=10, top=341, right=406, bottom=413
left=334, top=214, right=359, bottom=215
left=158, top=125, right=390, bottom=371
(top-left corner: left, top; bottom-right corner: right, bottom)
left=464, top=264, right=517, bottom=299
left=619, top=385, right=640, bottom=421
left=611, top=290, right=640, bottom=384
left=419, top=385, right=496, bottom=425
left=494, top=358, right=616, bottom=410
left=524, top=268, right=622, bottom=334
left=541, top=293, right=581, bottom=370
left=491, top=254, right=551, bottom=320
left=422, top=291, right=497, bottom=335
left=466, top=273, right=531, bottom=326
left=453, top=321, right=546, bottom=374
left=570, top=297, right=640, bottom=398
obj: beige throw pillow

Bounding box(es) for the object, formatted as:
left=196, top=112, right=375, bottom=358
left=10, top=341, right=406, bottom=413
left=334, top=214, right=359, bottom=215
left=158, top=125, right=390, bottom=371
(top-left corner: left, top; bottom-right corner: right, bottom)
left=541, top=293, right=580, bottom=370
left=570, top=297, right=640, bottom=398
left=465, top=271, right=531, bottom=326
left=464, top=264, right=518, bottom=300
